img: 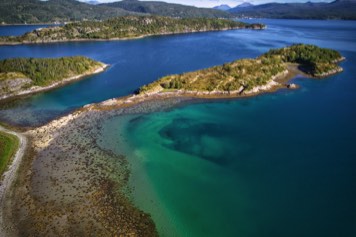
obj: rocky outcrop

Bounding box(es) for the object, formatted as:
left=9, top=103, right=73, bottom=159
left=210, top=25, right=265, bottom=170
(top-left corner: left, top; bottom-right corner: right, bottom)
left=0, top=76, right=32, bottom=96
left=287, top=83, right=298, bottom=89
left=244, top=80, right=280, bottom=94
left=314, top=66, right=343, bottom=78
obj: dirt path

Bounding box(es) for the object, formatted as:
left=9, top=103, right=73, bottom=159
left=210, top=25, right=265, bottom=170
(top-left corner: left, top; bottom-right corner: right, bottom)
left=0, top=126, right=27, bottom=236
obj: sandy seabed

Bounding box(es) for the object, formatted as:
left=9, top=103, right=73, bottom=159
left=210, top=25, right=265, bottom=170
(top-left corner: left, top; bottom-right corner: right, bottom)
left=1, top=96, right=189, bottom=237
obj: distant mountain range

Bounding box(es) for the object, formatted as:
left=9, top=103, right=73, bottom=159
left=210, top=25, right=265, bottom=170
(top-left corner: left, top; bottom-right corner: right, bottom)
left=228, top=0, right=356, bottom=20
left=101, top=0, right=230, bottom=18
left=0, top=0, right=230, bottom=24
left=0, top=0, right=135, bottom=24
left=0, top=0, right=355, bottom=24
left=235, top=2, right=254, bottom=8
left=213, top=2, right=254, bottom=11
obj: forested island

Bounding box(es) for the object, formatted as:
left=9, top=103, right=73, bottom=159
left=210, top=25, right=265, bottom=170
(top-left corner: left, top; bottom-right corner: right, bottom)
left=0, top=56, right=107, bottom=100
left=0, top=16, right=264, bottom=45
left=138, top=44, right=343, bottom=96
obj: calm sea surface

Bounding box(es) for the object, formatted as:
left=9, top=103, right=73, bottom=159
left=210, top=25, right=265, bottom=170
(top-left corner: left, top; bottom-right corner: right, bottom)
left=0, top=24, right=57, bottom=36
left=1, top=19, right=356, bottom=237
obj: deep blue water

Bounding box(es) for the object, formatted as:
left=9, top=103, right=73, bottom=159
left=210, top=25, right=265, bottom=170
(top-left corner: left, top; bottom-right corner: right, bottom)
left=0, top=24, right=56, bottom=36
left=1, top=19, right=355, bottom=126
left=0, top=29, right=267, bottom=125
left=0, top=19, right=356, bottom=237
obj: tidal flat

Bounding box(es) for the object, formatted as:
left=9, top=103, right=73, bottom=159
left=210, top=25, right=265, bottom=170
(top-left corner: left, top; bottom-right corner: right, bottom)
left=2, top=97, right=189, bottom=236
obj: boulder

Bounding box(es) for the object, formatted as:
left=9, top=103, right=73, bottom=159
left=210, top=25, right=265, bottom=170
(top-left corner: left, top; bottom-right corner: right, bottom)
left=287, top=83, right=297, bottom=89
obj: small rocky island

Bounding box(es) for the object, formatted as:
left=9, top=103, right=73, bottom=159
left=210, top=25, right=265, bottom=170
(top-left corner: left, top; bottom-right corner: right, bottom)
left=0, top=56, right=107, bottom=100
left=137, top=44, right=344, bottom=97
left=0, top=16, right=265, bottom=45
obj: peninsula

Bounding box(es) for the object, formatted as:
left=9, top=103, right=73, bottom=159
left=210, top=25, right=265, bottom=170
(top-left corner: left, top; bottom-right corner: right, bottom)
left=0, top=16, right=265, bottom=45
left=137, top=44, right=344, bottom=97
left=0, top=56, right=107, bottom=100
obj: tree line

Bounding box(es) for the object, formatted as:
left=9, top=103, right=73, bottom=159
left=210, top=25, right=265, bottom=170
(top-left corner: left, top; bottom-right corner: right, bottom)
left=0, top=56, right=102, bottom=86
left=0, top=16, right=264, bottom=43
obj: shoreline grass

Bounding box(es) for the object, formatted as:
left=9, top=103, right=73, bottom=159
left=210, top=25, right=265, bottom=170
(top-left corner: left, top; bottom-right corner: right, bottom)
left=0, top=131, right=19, bottom=177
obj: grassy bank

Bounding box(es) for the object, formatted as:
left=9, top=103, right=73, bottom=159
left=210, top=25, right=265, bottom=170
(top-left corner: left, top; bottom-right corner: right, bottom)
left=0, top=131, right=19, bottom=177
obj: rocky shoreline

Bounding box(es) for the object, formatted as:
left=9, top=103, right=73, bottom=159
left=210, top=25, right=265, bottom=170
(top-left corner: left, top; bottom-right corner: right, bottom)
left=315, top=66, right=344, bottom=78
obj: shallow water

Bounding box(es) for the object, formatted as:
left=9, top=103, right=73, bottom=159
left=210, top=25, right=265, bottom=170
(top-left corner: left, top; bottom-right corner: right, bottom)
left=98, top=20, right=356, bottom=237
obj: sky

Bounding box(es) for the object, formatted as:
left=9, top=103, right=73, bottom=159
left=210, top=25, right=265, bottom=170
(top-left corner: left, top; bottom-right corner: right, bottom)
left=80, top=0, right=333, bottom=8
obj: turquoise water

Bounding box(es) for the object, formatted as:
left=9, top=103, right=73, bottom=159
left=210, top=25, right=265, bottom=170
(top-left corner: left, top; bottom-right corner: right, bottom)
left=99, top=21, right=356, bottom=237
left=1, top=20, right=356, bottom=236
left=103, top=75, right=356, bottom=237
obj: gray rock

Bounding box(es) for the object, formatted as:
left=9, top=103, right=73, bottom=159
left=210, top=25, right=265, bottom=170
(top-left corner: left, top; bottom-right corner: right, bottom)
left=287, top=83, right=297, bottom=89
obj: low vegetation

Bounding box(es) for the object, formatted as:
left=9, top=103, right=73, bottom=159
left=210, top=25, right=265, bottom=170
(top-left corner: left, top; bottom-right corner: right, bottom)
left=0, top=16, right=264, bottom=44
left=139, top=44, right=343, bottom=94
left=0, top=72, right=27, bottom=81
left=0, top=131, right=19, bottom=177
